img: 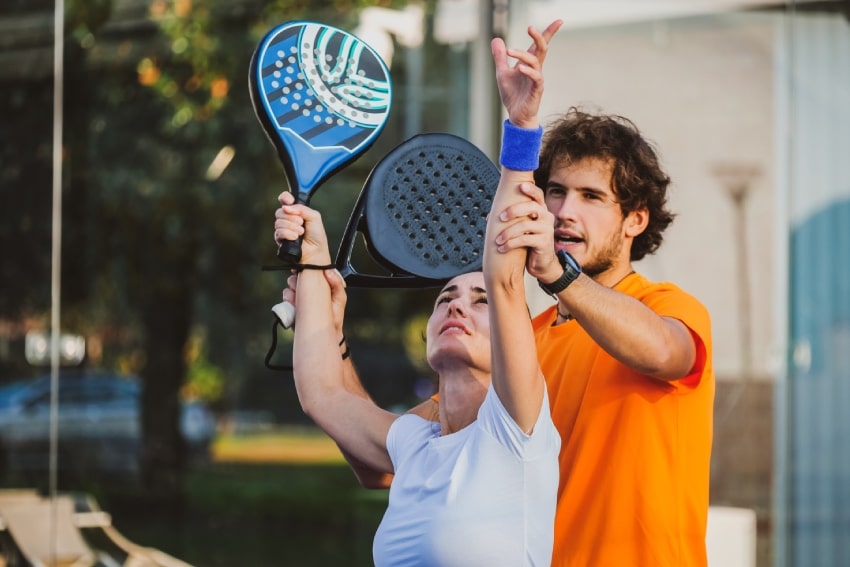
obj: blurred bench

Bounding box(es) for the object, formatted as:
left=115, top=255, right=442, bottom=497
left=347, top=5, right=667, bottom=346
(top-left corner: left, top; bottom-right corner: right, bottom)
left=0, top=490, right=192, bottom=567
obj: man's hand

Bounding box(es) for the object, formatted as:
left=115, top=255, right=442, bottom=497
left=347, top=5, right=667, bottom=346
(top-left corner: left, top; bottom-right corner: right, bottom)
left=495, top=182, right=562, bottom=283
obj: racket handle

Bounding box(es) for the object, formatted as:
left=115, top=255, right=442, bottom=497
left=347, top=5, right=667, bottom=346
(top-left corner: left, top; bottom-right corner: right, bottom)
left=277, top=237, right=303, bottom=265
left=272, top=301, right=295, bottom=329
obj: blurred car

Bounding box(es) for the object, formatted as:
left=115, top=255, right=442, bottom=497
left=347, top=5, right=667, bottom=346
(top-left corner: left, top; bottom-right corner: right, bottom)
left=0, top=369, right=217, bottom=480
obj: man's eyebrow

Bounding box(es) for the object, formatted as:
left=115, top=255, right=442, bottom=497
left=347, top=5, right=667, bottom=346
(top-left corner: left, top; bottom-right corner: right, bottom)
left=547, top=182, right=608, bottom=197
left=583, top=186, right=609, bottom=197
left=471, top=287, right=486, bottom=295
left=438, top=284, right=458, bottom=295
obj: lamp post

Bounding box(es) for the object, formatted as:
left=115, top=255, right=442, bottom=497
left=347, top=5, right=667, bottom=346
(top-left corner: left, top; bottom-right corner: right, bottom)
left=354, top=5, right=425, bottom=139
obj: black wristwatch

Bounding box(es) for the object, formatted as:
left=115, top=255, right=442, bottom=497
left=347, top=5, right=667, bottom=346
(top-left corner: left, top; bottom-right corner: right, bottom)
left=538, top=250, right=581, bottom=297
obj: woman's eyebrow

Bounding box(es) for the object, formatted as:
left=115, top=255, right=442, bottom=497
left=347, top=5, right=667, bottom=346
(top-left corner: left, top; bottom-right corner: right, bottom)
left=439, top=284, right=459, bottom=295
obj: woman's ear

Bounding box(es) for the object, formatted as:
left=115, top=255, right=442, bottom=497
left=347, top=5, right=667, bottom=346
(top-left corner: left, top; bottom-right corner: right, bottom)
left=625, top=208, right=649, bottom=238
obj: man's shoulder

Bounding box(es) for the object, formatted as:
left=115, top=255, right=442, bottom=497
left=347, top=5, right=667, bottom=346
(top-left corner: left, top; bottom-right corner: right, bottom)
left=629, top=274, right=713, bottom=337
left=629, top=273, right=704, bottom=303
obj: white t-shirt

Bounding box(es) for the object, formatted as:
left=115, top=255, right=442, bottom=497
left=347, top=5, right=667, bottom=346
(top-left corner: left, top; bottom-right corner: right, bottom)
left=372, top=385, right=560, bottom=567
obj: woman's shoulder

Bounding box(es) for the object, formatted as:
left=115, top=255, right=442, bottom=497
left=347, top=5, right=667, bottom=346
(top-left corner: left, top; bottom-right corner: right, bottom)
left=390, top=413, right=440, bottom=443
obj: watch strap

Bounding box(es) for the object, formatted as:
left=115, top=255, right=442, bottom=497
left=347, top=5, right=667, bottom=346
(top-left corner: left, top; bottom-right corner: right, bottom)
left=538, top=250, right=581, bottom=296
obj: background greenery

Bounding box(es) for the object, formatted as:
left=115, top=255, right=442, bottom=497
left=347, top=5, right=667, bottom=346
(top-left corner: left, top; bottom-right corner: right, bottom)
left=1, top=0, right=469, bottom=498
left=0, top=428, right=390, bottom=566
left=0, top=1, right=473, bottom=563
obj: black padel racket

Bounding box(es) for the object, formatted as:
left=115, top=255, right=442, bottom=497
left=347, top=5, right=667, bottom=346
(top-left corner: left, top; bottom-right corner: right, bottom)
left=250, top=20, right=392, bottom=266
left=336, top=132, right=499, bottom=288
left=267, top=132, right=499, bottom=332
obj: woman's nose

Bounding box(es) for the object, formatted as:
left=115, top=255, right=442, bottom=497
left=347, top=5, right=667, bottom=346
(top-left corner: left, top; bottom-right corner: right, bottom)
left=447, top=297, right=467, bottom=316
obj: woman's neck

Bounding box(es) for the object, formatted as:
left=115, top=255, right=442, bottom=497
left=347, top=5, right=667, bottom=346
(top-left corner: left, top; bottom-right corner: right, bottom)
left=437, top=368, right=489, bottom=435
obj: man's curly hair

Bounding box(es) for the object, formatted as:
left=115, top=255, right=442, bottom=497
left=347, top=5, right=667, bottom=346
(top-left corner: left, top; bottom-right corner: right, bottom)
left=533, top=107, right=674, bottom=261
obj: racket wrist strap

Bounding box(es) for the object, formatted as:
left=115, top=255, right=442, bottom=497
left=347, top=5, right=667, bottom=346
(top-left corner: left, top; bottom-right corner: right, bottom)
left=499, top=120, right=543, bottom=172
left=261, top=262, right=335, bottom=272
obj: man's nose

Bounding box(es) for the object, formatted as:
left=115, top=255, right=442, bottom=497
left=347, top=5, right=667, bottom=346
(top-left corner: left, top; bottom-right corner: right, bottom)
left=554, top=192, right=579, bottom=222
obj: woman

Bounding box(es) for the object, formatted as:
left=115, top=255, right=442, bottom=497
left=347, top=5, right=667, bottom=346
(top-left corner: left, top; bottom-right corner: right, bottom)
left=273, top=21, right=562, bottom=567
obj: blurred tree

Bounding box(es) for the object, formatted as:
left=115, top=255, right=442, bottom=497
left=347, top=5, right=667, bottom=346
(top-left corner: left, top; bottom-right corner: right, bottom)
left=0, top=0, right=462, bottom=499
left=65, top=0, right=411, bottom=499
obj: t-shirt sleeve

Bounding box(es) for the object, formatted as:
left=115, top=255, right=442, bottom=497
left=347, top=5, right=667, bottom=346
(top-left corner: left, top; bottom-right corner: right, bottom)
left=385, top=414, right=432, bottom=471
left=645, top=284, right=712, bottom=386
left=476, top=384, right=559, bottom=461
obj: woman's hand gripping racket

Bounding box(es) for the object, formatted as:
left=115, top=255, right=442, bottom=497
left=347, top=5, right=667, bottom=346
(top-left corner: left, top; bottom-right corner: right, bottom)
left=250, top=20, right=392, bottom=266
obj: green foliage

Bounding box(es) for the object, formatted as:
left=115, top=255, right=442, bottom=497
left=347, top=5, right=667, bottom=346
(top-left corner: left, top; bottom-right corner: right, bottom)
left=66, top=0, right=112, bottom=38
left=1, top=0, right=467, bottom=418
left=185, top=334, right=226, bottom=403
left=138, top=0, right=411, bottom=127
left=108, top=463, right=388, bottom=566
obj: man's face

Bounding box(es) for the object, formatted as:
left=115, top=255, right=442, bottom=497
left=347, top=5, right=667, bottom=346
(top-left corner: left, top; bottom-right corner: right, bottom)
left=542, top=157, right=634, bottom=279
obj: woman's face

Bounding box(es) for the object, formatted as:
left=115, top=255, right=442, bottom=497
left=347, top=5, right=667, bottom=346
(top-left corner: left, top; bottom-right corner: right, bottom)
left=425, top=272, right=491, bottom=374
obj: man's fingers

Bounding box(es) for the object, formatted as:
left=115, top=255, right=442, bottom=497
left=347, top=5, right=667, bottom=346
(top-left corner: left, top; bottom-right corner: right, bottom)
left=495, top=229, right=547, bottom=253
left=518, top=182, right=545, bottom=203
left=499, top=201, right=545, bottom=222
left=495, top=217, right=548, bottom=245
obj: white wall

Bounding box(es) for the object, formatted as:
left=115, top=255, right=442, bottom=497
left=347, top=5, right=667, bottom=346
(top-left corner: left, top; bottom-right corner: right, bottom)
left=508, top=11, right=779, bottom=380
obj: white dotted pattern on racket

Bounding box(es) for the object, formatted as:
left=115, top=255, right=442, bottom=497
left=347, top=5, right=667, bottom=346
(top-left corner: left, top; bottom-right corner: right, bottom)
left=289, top=24, right=389, bottom=129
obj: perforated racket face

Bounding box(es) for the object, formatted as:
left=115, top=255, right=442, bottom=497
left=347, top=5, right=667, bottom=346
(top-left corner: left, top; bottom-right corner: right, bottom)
left=250, top=21, right=392, bottom=201
left=363, top=133, right=499, bottom=280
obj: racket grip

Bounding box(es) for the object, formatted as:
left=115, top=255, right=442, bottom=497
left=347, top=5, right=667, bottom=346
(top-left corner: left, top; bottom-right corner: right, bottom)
left=272, top=301, right=295, bottom=329
left=277, top=237, right=303, bottom=265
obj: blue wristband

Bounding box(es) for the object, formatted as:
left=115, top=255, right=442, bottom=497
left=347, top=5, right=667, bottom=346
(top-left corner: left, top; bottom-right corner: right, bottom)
left=499, top=119, right=543, bottom=171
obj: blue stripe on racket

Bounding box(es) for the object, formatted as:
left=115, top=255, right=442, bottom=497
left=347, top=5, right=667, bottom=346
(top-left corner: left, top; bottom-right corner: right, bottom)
left=250, top=20, right=392, bottom=266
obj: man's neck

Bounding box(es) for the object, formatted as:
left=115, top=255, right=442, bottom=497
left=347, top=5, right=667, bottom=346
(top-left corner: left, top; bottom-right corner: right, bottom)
left=591, top=265, right=636, bottom=289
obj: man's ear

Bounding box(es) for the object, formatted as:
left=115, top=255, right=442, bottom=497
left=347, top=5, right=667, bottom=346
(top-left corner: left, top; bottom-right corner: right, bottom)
left=625, top=208, right=649, bottom=237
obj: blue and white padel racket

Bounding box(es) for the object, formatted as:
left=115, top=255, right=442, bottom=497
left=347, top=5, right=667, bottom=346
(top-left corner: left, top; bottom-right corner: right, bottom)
left=250, top=21, right=392, bottom=266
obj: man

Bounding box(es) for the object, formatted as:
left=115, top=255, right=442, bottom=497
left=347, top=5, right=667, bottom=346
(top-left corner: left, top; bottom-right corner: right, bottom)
left=492, top=108, right=714, bottom=565
left=485, top=25, right=715, bottom=564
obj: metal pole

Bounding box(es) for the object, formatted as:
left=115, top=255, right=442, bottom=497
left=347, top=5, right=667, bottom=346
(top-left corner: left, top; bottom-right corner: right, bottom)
left=469, top=0, right=498, bottom=160
left=50, top=0, right=65, bottom=563
left=774, top=3, right=798, bottom=565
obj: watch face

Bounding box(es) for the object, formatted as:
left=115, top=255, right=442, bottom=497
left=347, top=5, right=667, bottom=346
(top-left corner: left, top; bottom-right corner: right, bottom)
left=539, top=250, right=581, bottom=297
left=557, top=250, right=579, bottom=272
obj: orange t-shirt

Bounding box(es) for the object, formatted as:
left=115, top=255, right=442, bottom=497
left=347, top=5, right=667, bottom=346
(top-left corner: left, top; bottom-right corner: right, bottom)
left=534, top=273, right=714, bottom=567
